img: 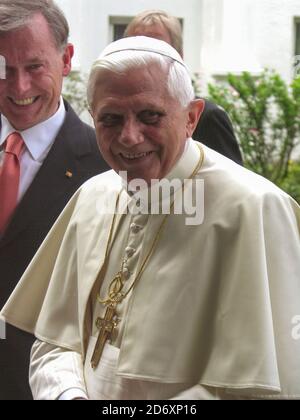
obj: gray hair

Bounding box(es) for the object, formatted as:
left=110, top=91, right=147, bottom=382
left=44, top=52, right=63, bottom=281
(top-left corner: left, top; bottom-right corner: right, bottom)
left=87, top=50, right=194, bottom=110
left=125, top=10, right=183, bottom=57
left=0, top=0, right=69, bottom=50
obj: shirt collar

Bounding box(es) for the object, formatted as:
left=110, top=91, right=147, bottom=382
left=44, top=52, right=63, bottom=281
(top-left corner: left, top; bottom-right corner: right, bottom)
left=0, top=97, right=66, bottom=161
left=164, top=138, right=201, bottom=183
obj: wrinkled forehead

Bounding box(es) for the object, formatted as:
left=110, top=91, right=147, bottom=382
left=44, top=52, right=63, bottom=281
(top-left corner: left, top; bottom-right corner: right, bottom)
left=90, top=49, right=172, bottom=92
left=95, top=61, right=169, bottom=94
left=89, top=62, right=174, bottom=114
left=88, top=36, right=190, bottom=109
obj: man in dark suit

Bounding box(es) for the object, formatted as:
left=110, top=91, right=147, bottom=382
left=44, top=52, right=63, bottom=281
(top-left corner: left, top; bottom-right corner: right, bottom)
left=0, top=0, right=108, bottom=399
left=124, top=10, right=243, bottom=165
left=193, top=100, right=242, bottom=164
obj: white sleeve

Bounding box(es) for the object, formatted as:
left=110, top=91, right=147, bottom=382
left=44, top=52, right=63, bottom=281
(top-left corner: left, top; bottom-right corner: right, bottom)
left=30, top=339, right=88, bottom=400
left=58, top=388, right=88, bottom=400
left=169, top=385, right=220, bottom=400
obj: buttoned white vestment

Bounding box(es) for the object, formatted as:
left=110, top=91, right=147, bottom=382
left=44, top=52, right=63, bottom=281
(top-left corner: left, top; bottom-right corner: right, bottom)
left=1, top=140, right=300, bottom=399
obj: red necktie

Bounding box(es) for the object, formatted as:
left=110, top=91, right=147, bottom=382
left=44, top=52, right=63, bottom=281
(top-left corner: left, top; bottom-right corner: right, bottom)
left=0, top=132, right=24, bottom=233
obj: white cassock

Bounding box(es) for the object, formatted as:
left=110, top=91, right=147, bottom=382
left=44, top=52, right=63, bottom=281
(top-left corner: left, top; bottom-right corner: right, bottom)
left=1, top=139, right=300, bottom=400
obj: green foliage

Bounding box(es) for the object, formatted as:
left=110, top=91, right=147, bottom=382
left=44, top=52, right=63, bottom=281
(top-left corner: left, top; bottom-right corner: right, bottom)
left=208, top=70, right=300, bottom=195
left=278, top=160, right=300, bottom=203
left=63, top=69, right=300, bottom=203
left=62, top=70, right=88, bottom=117
left=192, top=72, right=201, bottom=96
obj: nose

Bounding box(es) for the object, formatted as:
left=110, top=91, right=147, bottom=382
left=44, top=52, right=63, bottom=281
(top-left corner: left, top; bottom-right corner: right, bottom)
left=11, top=70, right=31, bottom=96
left=119, top=117, right=144, bottom=147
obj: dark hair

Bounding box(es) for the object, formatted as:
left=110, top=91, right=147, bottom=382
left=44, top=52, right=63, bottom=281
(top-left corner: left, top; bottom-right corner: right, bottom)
left=125, top=10, right=183, bottom=57
left=0, top=0, right=69, bottom=50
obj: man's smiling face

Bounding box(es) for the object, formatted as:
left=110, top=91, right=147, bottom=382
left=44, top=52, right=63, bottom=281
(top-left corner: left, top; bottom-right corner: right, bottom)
left=0, top=13, right=73, bottom=130
left=90, top=63, right=194, bottom=184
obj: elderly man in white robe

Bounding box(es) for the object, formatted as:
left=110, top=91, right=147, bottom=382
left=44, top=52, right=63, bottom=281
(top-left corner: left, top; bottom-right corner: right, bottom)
left=1, top=36, right=300, bottom=400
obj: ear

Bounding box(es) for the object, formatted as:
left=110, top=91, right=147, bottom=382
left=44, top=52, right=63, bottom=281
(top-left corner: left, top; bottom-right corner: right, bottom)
left=185, top=99, right=205, bottom=138
left=62, top=43, right=74, bottom=77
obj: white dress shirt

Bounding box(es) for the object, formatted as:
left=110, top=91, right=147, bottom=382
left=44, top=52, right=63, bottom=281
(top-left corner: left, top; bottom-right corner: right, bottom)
left=0, top=98, right=66, bottom=203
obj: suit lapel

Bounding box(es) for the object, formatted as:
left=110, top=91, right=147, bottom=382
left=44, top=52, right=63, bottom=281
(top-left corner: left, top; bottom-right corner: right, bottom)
left=0, top=103, right=95, bottom=247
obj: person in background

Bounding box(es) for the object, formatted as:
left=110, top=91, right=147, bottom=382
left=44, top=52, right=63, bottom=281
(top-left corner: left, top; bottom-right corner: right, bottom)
left=0, top=0, right=108, bottom=400
left=125, top=9, right=243, bottom=165
left=1, top=36, right=299, bottom=400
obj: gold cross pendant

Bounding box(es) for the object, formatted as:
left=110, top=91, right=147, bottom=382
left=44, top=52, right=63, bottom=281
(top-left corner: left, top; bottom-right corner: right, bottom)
left=90, top=305, right=119, bottom=369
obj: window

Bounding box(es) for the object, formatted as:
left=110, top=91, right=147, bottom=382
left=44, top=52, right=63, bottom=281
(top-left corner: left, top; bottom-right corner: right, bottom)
left=109, top=16, right=132, bottom=42
left=294, top=19, right=300, bottom=77
left=113, top=24, right=128, bottom=41
left=295, top=19, right=300, bottom=55
left=109, top=15, right=184, bottom=43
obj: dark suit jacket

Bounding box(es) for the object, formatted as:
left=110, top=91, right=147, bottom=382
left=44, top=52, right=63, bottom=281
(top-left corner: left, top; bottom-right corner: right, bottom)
left=193, top=99, right=243, bottom=165
left=0, top=101, right=109, bottom=400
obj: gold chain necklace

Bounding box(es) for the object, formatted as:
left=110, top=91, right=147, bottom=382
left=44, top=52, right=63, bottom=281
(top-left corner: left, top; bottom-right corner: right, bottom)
left=90, top=143, right=205, bottom=368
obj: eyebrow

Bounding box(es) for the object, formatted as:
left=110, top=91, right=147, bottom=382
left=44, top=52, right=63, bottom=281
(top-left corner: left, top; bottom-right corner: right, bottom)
left=99, top=102, right=165, bottom=111
left=25, top=57, right=45, bottom=64
left=5, top=56, right=45, bottom=67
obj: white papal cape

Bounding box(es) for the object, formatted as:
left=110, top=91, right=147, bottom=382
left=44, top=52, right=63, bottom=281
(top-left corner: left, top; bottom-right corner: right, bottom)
left=1, top=140, right=300, bottom=398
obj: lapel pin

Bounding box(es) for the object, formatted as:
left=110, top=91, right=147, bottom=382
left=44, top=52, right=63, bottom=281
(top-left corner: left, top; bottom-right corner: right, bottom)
left=65, top=170, right=73, bottom=178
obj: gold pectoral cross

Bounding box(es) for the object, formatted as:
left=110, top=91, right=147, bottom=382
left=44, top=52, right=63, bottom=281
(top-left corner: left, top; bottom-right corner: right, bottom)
left=90, top=305, right=119, bottom=369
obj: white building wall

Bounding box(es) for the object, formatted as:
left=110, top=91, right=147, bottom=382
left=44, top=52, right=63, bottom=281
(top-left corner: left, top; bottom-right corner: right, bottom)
left=56, top=0, right=300, bottom=85
left=57, top=0, right=201, bottom=76
left=197, top=0, right=262, bottom=90
left=251, top=0, right=300, bottom=82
